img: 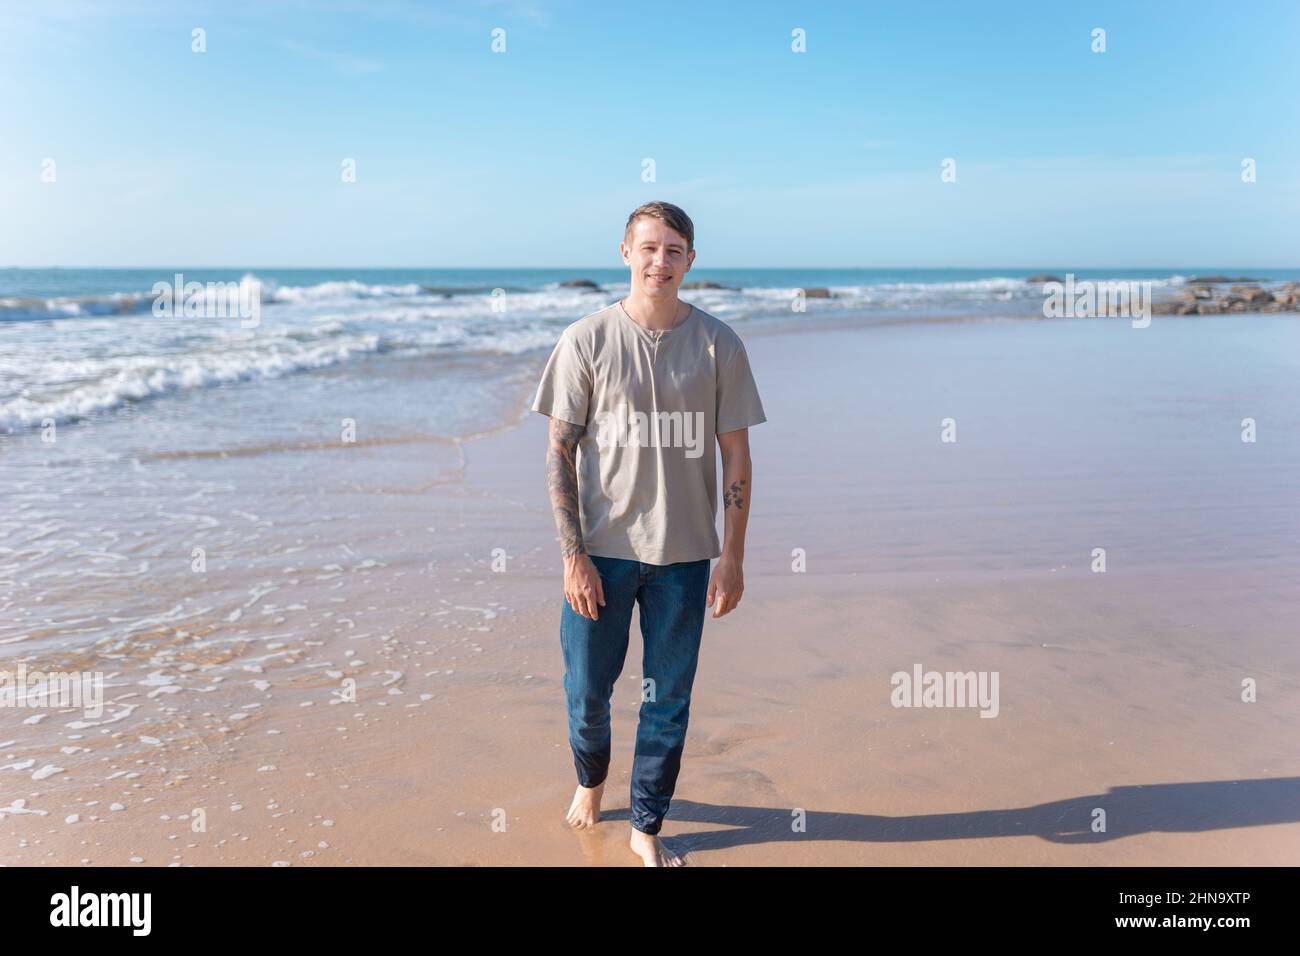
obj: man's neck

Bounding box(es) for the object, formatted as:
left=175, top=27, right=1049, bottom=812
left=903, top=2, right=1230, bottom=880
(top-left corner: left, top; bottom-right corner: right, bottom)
left=622, top=293, right=687, bottom=331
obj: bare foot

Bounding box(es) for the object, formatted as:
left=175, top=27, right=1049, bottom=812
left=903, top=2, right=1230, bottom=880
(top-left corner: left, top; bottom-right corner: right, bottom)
left=629, top=827, right=686, bottom=866
left=564, top=782, right=604, bottom=829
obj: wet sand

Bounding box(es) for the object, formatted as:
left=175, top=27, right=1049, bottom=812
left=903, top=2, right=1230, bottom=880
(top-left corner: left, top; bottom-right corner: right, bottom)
left=3, top=312, right=1299, bottom=865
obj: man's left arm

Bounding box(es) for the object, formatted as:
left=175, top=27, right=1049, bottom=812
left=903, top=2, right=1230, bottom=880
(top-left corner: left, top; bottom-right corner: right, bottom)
left=708, top=427, right=752, bottom=618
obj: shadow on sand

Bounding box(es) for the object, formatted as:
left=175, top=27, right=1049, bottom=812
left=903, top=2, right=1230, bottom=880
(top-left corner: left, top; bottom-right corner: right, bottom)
left=602, top=777, right=1300, bottom=855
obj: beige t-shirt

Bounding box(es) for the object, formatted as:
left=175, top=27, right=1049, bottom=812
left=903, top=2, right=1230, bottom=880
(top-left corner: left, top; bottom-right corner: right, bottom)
left=530, top=299, right=767, bottom=565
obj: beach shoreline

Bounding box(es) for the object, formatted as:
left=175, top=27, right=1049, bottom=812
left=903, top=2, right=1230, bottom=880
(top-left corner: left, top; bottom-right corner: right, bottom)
left=3, top=312, right=1299, bottom=866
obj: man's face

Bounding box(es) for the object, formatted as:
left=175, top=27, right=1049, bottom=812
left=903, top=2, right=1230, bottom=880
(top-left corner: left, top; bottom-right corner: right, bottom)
left=621, top=216, right=695, bottom=299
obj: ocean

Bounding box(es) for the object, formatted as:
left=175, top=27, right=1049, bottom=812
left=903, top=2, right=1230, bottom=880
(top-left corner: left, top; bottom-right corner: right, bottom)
left=5, top=267, right=1294, bottom=435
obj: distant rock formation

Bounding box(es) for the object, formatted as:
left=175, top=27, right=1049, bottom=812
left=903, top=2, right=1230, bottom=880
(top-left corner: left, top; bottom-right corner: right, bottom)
left=680, top=281, right=740, bottom=291
left=559, top=279, right=602, bottom=290
left=1152, top=281, right=1300, bottom=315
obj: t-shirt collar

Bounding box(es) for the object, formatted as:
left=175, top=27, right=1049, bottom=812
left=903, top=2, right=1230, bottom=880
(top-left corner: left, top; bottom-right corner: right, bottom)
left=617, top=298, right=696, bottom=337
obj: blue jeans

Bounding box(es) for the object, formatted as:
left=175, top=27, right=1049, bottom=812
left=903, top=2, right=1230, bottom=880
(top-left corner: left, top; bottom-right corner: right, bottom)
left=560, top=554, right=711, bottom=835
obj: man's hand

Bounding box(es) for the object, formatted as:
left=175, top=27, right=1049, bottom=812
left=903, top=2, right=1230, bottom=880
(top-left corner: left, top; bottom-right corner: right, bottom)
left=706, top=556, right=744, bottom=618
left=565, top=553, right=606, bottom=621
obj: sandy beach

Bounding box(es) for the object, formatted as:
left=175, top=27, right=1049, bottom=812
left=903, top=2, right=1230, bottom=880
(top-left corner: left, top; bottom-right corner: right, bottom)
left=3, top=309, right=1299, bottom=866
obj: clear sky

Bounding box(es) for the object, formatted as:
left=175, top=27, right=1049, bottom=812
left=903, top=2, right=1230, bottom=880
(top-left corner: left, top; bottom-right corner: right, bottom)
left=2, top=0, right=1297, bottom=268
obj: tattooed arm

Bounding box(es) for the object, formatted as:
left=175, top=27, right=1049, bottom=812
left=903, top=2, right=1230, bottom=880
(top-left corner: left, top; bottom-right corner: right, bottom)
left=545, top=415, right=605, bottom=620
left=546, top=416, right=587, bottom=558
left=709, top=427, right=752, bottom=618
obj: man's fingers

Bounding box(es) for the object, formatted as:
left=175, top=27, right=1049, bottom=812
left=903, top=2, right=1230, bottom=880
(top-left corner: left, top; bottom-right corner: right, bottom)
left=711, top=588, right=744, bottom=618
left=706, top=582, right=716, bottom=606
left=568, top=589, right=596, bottom=621
left=595, top=576, right=606, bottom=607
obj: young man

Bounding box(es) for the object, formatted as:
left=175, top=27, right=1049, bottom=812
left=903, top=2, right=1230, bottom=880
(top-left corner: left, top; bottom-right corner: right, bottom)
left=530, top=201, right=767, bottom=866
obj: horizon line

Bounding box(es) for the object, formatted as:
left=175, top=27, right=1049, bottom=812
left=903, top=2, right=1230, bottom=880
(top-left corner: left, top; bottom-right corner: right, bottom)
left=5, top=265, right=1298, bottom=272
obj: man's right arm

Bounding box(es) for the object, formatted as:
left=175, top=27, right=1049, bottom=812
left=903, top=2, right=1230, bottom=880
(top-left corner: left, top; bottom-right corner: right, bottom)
left=545, top=415, right=605, bottom=619
left=546, top=415, right=586, bottom=557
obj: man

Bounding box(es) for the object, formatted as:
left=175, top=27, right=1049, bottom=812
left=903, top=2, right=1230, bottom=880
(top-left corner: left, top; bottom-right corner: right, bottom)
left=530, top=201, right=767, bottom=866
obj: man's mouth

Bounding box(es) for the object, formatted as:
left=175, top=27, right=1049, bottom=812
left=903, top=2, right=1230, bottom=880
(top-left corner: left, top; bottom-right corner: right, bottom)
left=647, top=273, right=671, bottom=281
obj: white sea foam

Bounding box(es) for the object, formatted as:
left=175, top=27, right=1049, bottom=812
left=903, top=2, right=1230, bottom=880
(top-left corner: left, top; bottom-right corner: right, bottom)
left=270, top=279, right=426, bottom=302
left=0, top=330, right=385, bottom=430
left=0, top=271, right=1239, bottom=431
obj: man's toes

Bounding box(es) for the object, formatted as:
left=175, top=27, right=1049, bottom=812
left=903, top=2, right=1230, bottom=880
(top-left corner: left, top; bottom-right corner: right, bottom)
left=660, top=843, right=684, bottom=865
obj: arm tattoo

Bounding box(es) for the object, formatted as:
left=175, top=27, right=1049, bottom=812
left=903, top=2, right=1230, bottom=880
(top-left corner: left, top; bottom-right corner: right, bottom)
left=723, top=479, right=746, bottom=510
left=546, top=417, right=587, bottom=558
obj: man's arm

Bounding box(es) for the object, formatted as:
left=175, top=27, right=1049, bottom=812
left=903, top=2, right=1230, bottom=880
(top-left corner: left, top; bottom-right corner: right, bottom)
left=545, top=414, right=605, bottom=619
left=546, top=415, right=586, bottom=558
left=709, top=427, right=752, bottom=617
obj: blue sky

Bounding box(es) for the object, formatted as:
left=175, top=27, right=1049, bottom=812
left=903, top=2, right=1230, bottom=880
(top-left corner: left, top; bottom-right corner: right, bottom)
left=2, top=0, right=1297, bottom=268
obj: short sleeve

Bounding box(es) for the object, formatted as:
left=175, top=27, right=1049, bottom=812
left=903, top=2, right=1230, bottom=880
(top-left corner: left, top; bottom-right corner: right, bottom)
left=716, top=337, right=767, bottom=434
left=531, top=328, right=591, bottom=426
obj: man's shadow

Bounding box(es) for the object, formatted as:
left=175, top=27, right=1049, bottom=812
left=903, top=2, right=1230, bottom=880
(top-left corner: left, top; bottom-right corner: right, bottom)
left=606, top=777, right=1300, bottom=853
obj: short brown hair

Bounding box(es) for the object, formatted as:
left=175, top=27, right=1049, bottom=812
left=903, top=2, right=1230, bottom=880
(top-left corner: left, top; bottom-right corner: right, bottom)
left=624, top=201, right=694, bottom=252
